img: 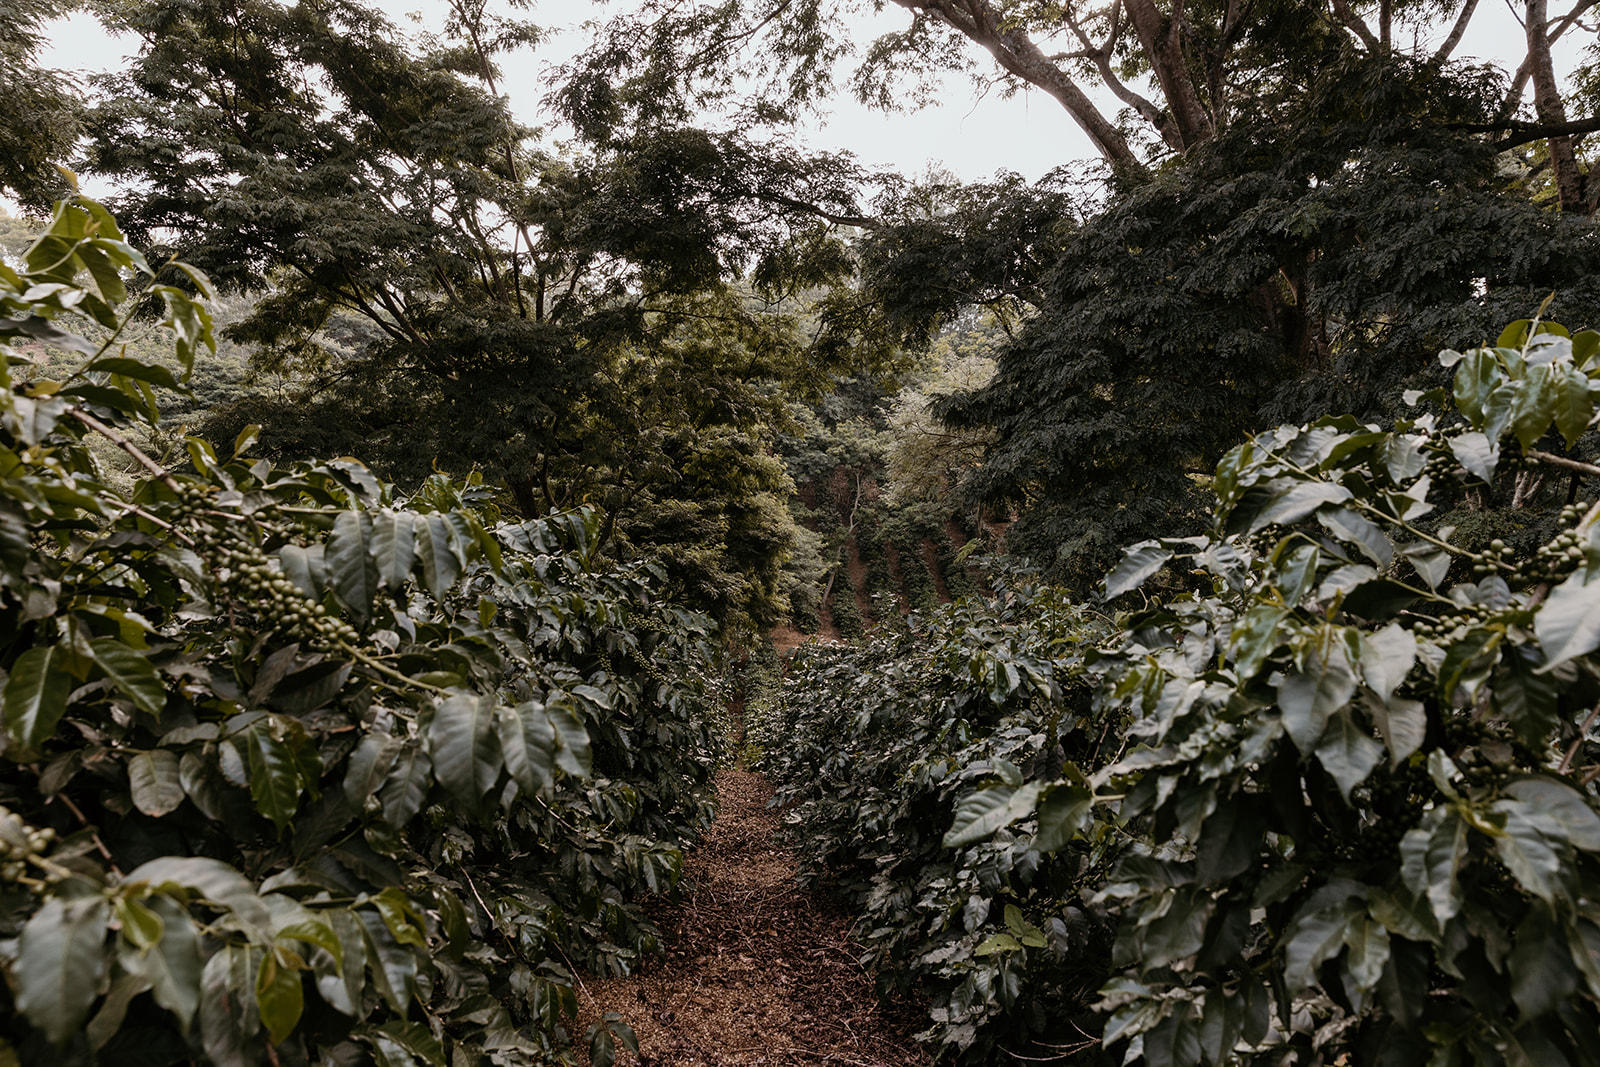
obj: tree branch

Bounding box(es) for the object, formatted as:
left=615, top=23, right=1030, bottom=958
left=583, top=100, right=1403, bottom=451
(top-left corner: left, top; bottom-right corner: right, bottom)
left=1327, top=0, right=1382, bottom=48
left=1433, top=0, right=1481, bottom=61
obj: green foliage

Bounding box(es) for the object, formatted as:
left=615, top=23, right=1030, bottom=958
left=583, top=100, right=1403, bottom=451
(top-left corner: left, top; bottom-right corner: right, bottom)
left=0, top=0, right=80, bottom=211
left=946, top=56, right=1600, bottom=591
left=768, top=314, right=1600, bottom=1063
left=954, top=317, right=1600, bottom=1062
left=81, top=0, right=881, bottom=635
left=750, top=585, right=1121, bottom=1060
left=0, top=200, right=724, bottom=1063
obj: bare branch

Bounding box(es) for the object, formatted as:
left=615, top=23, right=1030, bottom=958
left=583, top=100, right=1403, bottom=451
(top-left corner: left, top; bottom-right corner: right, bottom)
left=1433, top=0, right=1482, bottom=61
left=1328, top=0, right=1382, bottom=48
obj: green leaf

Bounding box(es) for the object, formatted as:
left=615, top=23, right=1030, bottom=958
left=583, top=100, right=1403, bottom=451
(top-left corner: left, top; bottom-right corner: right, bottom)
left=1341, top=911, right=1391, bottom=993
left=1448, top=431, right=1499, bottom=482
left=1314, top=709, right=1384, bottom=800
left=1400, top=808, right=1468, bottom=922
left=1493, top=803, right=1563, bottom=903
left=496, top=701, right=555, bottom=796
left=545, top=698, right=592, bottom=778
left=1141, top=1003, right=1201, bottom=1067
left=1276, top=651, right=1357, bottom=752
left=254, top=951, right=303, bottom=1046
left=128, top=749, right=185, bottom=817
left=343, top=733, right=400, bottom=811
left=428, top=692, right=500, bottom=801
left=1250, top=481, right=1353, bottom=533
left=375, top=1020, right=445, bottom=1066
left=3, top=643, right=72, bottom=751
left=276, top=918, right=343, bottom=966
left=973, top=931, right=1023, bottom=956
left=1504, top=777, right=1600, bottom=851
left=115, top=894, right=165, bottom=950
left=1318, top=507, right=1392, bottom=567
left=128, top=857, right=271, bottom=933
left=87, top=357, right=181, bottom=390
left=1552, top=364, right=1595, bottom=447
left=1103, top=540, right=1172, bottom=600
left=327, top=511, right=377, bottom=624
left=124, top=895, right=203, bottom=1029
left=1453, top=347, right=1499, bottom=424
left=200, top=943, right=259, bottom=1063
left=415, top=514, right=463, bottom=597
left=1363, top=692, right=1426, bottom=768
left=88, top=637, right=166, bottom=717
left=15, top=896, right=112, bottom=1046
left=1534, top=572, right=1600, bottom=671
left=372, top=888, right=426, bottom=948
left=357, top=910, right=416, bottom=1011
left=1510, top=362, right=1558, bottom=452
left=1509, top=908, right=1580, bottom=1019
left=378, top=744, right=430, bottom=827
left=240, top=720, right=305, bottom=830
left=943, top=782, right=1041, bottom=847
left=1032, top=778, right=1091, bottom=852
left=371, top=511, right=416, bottom=591
left=1195, top=800, right=1266, bottom=883
left=1229, top=603, right=1289, bottom=680
left=1359, top=623, right=1416, bottom=704
left=1284, top=893, right=1363, bottom=992
left=87, top=972, right=151, bottom=1052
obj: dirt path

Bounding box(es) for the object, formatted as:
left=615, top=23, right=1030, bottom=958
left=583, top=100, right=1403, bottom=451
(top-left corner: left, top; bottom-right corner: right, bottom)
left=578, top=768, right=930, bottom=1066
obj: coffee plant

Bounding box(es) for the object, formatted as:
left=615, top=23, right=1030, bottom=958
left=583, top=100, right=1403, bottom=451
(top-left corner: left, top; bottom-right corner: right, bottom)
left=950, top=316, right=1600, bottom=1063
left=750, top=585, right=1123, bottom=1061
left=0, top=199, right=724, bottom=1064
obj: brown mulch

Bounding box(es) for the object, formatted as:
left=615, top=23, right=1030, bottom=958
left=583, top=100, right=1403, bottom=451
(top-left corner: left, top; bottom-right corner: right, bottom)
left=576, top=768, right=931, bottom=1066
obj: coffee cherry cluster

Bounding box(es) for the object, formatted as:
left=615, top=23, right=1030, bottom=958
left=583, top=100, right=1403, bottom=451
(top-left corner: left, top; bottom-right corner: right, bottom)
left=195, top=522, right=359, bottom=650
left=0, top=805, right=57, bottom=886
left=1528, top=502, right=1593, bottom=581
left=1469, top=538, right=1513, bottom=577
left=1409, top=602, right=1501, bottom=644
left=166, top=479, right=215, bottom=520
left=1421, top=445, right=1463, bottom=482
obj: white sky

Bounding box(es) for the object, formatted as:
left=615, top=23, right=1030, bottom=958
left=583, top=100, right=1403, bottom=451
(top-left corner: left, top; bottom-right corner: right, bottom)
left=28, top=0, right=1600, bottom=192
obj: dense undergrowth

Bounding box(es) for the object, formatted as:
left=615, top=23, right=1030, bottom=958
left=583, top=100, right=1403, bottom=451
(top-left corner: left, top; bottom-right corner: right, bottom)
left=760, top=316, right=1600, bottom=1064
left=0, top=201, right=724, bottom=1063
left=748, top=586, right=1122, bottom=1060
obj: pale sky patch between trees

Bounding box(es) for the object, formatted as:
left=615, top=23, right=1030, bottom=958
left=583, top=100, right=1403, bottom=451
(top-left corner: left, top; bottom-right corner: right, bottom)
left=24, top=0, right=1588, bottom=202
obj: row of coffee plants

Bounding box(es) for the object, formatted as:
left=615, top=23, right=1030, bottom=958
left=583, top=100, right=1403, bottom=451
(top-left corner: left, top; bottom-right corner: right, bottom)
left=766, top=316, right=1600, bottom=1064
left=748, top=582, right=1123, bottom=1061
left=0, top=200, right=725, bottom=1064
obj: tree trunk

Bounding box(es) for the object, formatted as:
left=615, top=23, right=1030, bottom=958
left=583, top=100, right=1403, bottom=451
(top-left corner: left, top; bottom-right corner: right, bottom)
left=1526, top=0, right=1587, bottom=212
left=1123, top=0, right=1215, bottom=149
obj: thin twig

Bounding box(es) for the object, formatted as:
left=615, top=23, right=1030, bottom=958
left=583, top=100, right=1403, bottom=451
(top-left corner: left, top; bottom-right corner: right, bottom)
left=67, top=406, right=182, bottom=491
left=49, top=792, right=122, bottom=876
left=1559, top=701, right=1600, bottom=774
left=1527, top=449, right=1600, bottom=480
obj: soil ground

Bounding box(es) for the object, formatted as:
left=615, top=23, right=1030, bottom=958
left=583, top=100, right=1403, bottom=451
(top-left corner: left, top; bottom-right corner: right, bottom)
left=577, top=768, right=930, bottom=1066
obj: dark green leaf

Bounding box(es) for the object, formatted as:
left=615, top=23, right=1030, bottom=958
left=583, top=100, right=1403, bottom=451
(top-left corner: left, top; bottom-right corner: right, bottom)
left=1534, top=572, right=1600, bottom=671
left=128, top=749, right=185, bottom=817
left=3, top=643, right=72, bottom=751
left=428, top=692, right=500, bottom=801
left=15, top=896, right=111, bottom=1046
left=1103, top=540, right=1172, bottom=600
left=944, top=782, right=1041, bottom=848
left=254, top=952, right=303, bottom=1046
left=1276, top=652, right=1357, bottom=752
left=1314, top=709, right=1384, bottom=800
left=88, top=637, right=166, bottom=717
left=327, top=511, right=377, bottom=623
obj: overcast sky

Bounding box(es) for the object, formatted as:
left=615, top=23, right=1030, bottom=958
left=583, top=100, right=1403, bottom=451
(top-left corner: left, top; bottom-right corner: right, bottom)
left=29, top=0, right=1600, bottom=192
